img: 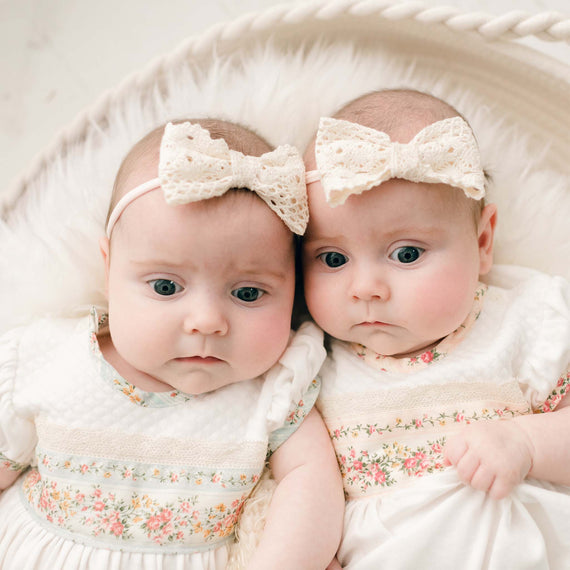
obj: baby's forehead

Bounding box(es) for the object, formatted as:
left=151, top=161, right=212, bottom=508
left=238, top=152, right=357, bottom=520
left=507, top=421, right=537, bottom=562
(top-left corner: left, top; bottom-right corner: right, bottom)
left=114, top=189, right=296, bottom=274
left=306, top=179, right=477, bottom=233
left=122, top=186, right=293, bottom=236
left=118, top=157, right=158, bottom=199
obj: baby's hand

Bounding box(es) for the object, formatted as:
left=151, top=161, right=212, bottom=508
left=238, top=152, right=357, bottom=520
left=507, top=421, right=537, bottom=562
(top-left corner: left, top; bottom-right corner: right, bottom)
left=443, top=419, right=534, bottom=500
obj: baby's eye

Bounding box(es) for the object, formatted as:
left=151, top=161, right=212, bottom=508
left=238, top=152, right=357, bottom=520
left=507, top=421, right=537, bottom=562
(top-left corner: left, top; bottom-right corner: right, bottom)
left=319, top=252, right=348, bottom=268
left=232, top=287, right=264, bottom=303
left=389, top=246, right=424, bottom=264
left=149, top=279, right=183, bottom=296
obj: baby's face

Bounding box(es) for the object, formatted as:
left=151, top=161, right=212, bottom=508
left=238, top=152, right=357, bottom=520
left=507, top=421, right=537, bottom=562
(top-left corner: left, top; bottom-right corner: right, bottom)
left=102, top=190, right=295, bottom=394
left=303, top=177, right=492, bottom=357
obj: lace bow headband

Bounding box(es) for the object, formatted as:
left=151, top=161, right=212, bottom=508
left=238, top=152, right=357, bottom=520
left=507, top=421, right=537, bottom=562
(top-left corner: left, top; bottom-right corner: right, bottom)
left=106, top=122, right=309, bottom=237
left=305, top=116, right=486, bottom=206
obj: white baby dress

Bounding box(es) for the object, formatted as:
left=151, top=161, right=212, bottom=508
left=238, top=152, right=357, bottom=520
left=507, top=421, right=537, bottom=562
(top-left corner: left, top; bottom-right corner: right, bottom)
left=317, top=272, right=570, bottom=570
left=0, top=311, right=324, bottom=570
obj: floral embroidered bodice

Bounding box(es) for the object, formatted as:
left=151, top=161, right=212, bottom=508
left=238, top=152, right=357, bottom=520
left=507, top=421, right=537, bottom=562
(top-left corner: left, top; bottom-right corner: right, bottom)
left=316, top=279, right=570, bottom=500
left=0, top=313, right=323, bottom=554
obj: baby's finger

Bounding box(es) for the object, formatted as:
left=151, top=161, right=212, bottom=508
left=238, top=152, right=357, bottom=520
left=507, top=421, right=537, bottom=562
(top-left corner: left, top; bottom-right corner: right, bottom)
left=469, top=465, right=495, bottom=494
left=454, top=451, right=481, bottom=484
left=442, top=437, right=468, bottom=466
left=488, top=467, right=523, bottom=500
left=488, top=478, right=513, bottom=501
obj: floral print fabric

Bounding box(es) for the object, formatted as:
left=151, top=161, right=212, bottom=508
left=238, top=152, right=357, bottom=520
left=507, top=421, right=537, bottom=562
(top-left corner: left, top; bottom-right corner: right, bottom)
left=321, top=381, right=530, bottom=498
left=22, top=459, right=254, bottom=549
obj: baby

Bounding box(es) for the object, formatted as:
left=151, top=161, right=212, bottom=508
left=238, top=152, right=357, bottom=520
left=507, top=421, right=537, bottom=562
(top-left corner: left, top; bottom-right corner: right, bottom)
left=302, top=90, right=570, bottom=569
left=0, top=119, right=343, bottom=569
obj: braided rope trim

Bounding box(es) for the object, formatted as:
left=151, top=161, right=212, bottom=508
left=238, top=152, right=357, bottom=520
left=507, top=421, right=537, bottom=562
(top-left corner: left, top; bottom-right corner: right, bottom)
left=3, top=0, right=569, bottom=216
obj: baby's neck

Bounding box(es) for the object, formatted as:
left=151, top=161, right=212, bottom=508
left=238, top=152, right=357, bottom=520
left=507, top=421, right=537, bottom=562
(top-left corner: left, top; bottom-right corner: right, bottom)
left=351, top=337, right=444, bottom=360
left=389, top=339, right=443, bottom=360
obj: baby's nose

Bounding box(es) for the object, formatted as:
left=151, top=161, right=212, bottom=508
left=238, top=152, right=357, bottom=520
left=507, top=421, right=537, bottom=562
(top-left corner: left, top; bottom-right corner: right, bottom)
left=182, top=296, right=229, bottom=336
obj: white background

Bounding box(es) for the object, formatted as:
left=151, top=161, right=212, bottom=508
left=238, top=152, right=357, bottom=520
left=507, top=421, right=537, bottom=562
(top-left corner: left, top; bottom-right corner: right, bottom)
left=1, top=0, right=568, bottom=196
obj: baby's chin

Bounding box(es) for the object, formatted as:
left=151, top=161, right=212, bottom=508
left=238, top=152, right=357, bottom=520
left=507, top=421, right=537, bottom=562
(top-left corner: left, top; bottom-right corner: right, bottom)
left=347, top=334, right=442, bottom=360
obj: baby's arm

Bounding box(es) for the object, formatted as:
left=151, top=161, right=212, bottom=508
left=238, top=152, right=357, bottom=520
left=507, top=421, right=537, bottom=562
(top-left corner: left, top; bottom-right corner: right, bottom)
left=1, top=326, right=32, bottom=494
left=444, top=395, right=570, bottom=499
left=247, top=408, right=344, bottom=570
left=0, top=464, right=21, bottom=493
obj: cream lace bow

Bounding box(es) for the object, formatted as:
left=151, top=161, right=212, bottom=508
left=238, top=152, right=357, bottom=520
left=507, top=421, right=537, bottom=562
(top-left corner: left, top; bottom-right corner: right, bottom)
left=305, top=116, right=486, bottom=206
left=106, top=122, right=308, bottom=237
left=159, top=122, right=308, bottom=234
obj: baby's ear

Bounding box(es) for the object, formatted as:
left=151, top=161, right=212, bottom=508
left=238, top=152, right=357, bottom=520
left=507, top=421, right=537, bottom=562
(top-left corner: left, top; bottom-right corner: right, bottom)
left=477, top=203, right=497, bottom=275
left=99, top=237, right=111, bottom=291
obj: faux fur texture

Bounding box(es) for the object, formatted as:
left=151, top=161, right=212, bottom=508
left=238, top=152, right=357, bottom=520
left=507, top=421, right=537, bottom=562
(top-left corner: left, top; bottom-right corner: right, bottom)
left=1, top=40, right=569, bottom=336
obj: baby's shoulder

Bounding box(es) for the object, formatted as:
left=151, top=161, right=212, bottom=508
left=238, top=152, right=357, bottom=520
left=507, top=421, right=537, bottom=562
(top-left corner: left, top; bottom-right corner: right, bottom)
left=483, top=274, right=570, bottom=362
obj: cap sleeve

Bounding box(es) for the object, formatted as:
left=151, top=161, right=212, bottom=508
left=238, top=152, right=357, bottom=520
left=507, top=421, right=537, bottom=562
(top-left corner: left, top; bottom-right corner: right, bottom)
left=0, top=327, right=37, bottom=472
left=517, top=275, right=570, bottom=412
left=263, top=322, right=325, bottom=454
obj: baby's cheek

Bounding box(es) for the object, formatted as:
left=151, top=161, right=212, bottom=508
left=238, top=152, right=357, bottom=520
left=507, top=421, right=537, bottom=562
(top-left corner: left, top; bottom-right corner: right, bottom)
left=251, top=313, right=293, bottom=366
left=413, top=279, right=474, bottom=332
left=304, top=276, right=339, bottom=329
left=114, top=325, right=154, bottom=368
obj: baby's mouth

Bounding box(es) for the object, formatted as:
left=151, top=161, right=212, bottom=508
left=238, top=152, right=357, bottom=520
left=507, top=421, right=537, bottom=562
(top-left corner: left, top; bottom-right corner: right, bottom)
left=175, top=356, right=223, bottom=364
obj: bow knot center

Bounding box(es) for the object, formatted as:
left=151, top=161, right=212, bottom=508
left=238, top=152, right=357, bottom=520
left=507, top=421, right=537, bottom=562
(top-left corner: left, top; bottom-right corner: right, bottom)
left=229, top=150, right=256, bottom=189
left=390, top=142, right=420, bottom=177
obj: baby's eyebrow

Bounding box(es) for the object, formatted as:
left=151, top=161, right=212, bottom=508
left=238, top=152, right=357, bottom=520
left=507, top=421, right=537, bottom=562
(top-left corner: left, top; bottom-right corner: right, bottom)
left=128, top=257, right=188, bottom=269
left=227, top=264, right=290, bottom=282
left=380, top=224, right=446, bottom=239
left=129, top=258, right=290, bottom=280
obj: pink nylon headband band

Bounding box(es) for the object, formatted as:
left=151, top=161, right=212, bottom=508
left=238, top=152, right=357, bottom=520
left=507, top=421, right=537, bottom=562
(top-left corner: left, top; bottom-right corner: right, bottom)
left=304, top=170, right=320, bottom=184
left=106, top=178, right=161, bottom=238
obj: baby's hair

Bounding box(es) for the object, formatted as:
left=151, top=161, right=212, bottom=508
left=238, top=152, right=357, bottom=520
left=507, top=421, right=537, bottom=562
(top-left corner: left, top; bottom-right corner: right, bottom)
left=333, top=89, right=461, bottom=138
left=308, top=89, right=487, bottom=224
left=108, top=118, right=273, bottom=224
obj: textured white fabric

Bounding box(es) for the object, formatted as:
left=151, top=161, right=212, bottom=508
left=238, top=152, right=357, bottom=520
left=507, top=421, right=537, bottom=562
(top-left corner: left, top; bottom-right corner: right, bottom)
left=307, top=116, right=486, bottom=206
left=107, top=122, right=309, bottom=237
left=0, top=316, right=324, bottom=570
left=317, top=271, right=570, bottom=569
